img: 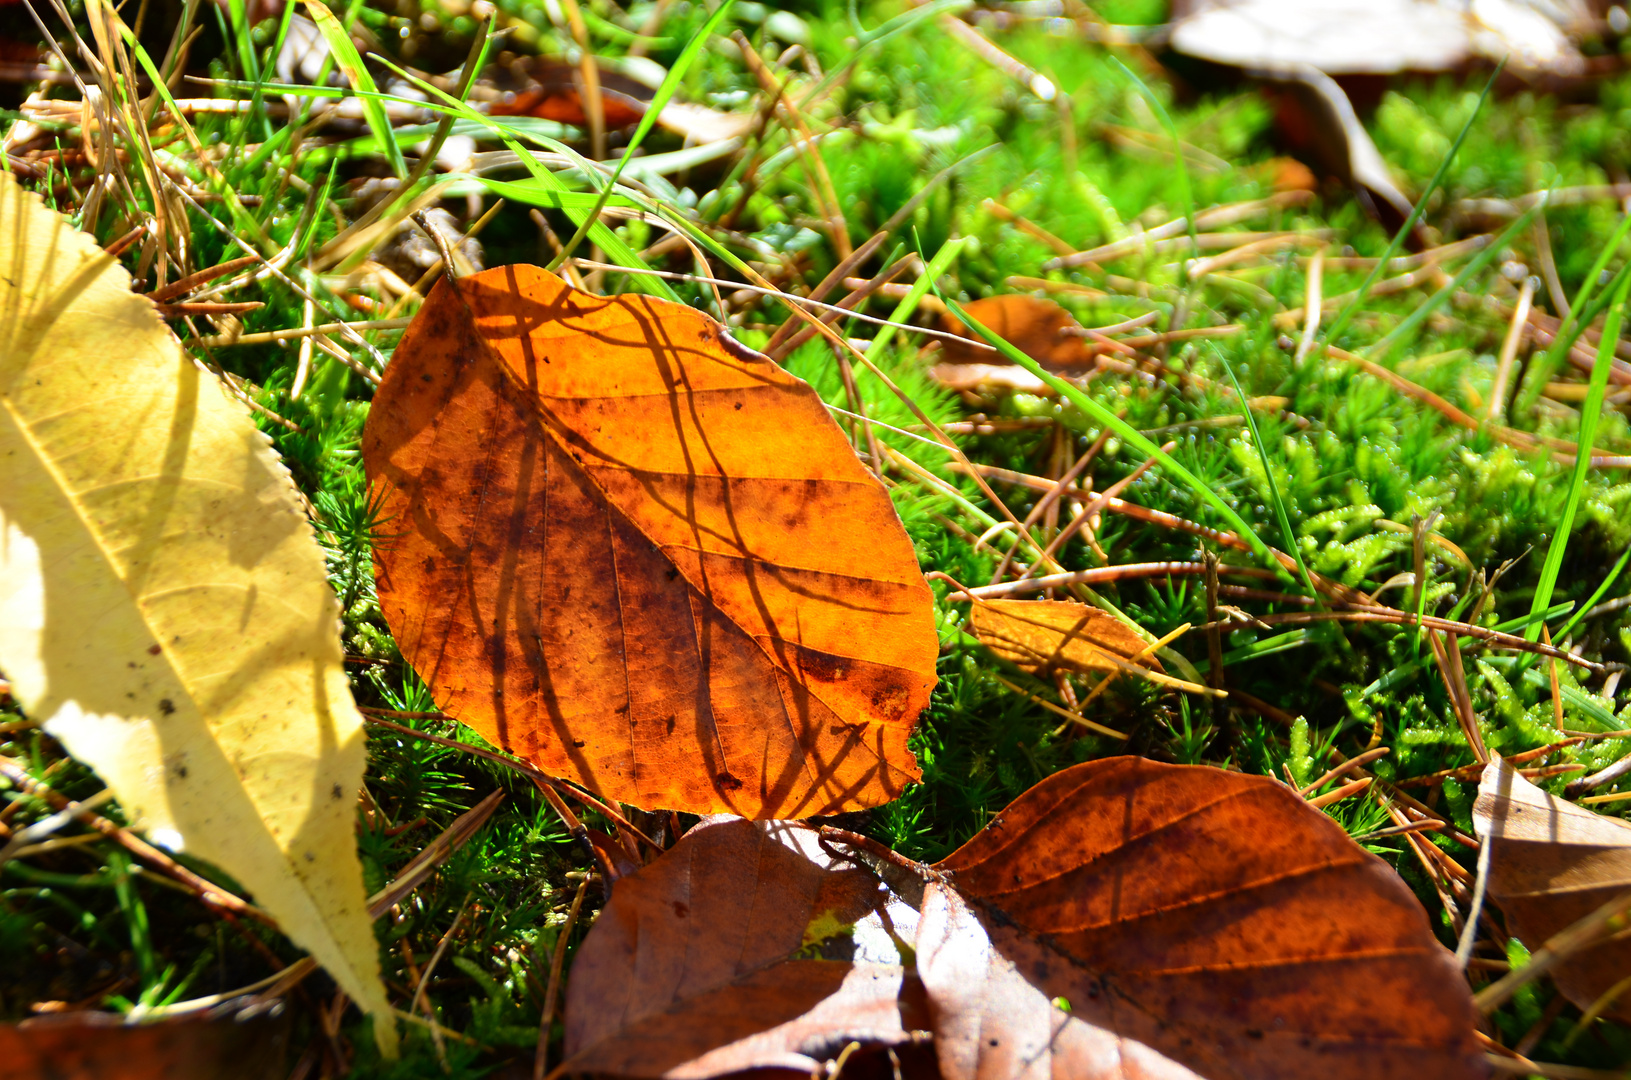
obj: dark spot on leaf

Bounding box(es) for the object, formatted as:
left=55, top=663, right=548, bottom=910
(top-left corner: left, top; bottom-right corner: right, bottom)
left=147, top=644, right=162, bottom=656
left=573, top=740, right=586, bottom=747
left=331, top=784, right=343, bottom=800
left=733, top=401, right=743, bottom=410
left=1246, top=1029, right=1264, bottom=1040
left=716, top=772, right=743, bottom=791
left=798, top=649, right=849, bottom=682
left=158, top=698, right=175, bottom=716
left=988, top=1038, right=999, bottom=1047
left=672, top=901, right=688, bottom=918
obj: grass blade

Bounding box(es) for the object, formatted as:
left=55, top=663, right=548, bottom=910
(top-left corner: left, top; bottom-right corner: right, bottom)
left=1367, top=201, right=1543, bottom=360
left=1213, top=344, right=1318, bottom=598
left=550, top=0, right=737, bottom=269
left=1554, top=544, right=1631, bottom=645
left=1514, top=212, right=1631, bottom=417
left=1108, top=56, right=1195, bottom=284
left=363, top=56, right=681, bottom=300
left=1319, top=61, right=1503, bottom=354
left=1526, top=255, right=1631, bottom=641
left=931, top=282, right=1278, bottom=572
left=865, top=238, right=969, bottom=363
left=302, top=0, right=407, bottom=180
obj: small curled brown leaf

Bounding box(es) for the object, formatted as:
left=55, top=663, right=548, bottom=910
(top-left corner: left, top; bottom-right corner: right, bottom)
left=968, top=598, right=1161, bottom=676
left=561, top=817, right=930, bottom=1078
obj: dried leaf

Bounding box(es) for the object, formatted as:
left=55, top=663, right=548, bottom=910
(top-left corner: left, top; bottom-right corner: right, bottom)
left=921, top=757, right=1485, bottom=1079
left=937, top=295, right=1096, bottom=369
left=928, top=362, right=1052, bottom=395
left=363, top=267, right=937, bottom=818
left=1168, top=0, right=1586, bottom=77
left=1260, top=67, right=1415, bottom=231
left=0, top=174, right=394, bottom=1052
left=488, top=60, right=757, bottom=143
left=0, top=1005, right=289, bottom=1080
left=969, top=599, right=1161, bottom=676
left=562, top=758, right=1484, bottom=1080
left=561, top=817, right=931, bottom=1078
left=489, top=61, right=652, bottom=128
left=1474, top=757, right=1631, bottom=1022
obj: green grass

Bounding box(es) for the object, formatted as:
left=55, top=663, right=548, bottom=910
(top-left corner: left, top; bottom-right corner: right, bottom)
left=5, top=0, right=1631, bottom=1073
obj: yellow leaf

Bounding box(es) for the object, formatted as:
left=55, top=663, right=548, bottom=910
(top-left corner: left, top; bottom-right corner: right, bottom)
left=0, top=174, right=395, bottom=1056
left=968, top=599, right=1161, bottom=676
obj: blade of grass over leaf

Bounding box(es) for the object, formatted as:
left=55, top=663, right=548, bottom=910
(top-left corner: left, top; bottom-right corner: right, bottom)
left=866, top=237, right=970, bottom=363
left=549, top=0, right=736, bottom=270
left=931, top=284, right=1278, bottom=572
left=1527, top=265, right=1631, bottom=642
left=1317, top=60, right=1504, bottom=355
left=364, top=55, right=682, bottom=301
left=302, top=0, right=407, bottom=180
left=392, top=12, right=497, bottom=206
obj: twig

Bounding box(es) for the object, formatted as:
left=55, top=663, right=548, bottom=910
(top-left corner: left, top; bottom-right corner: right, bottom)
left=535, top=879, right=589, bottom=1080
left=0, top=756, right=270, bottom=925
left=1298, top=747, right=1390, bottom=796
left=1475, top=887, right=1631, bottom=1013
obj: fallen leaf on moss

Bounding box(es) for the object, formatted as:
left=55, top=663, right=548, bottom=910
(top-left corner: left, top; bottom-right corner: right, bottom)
left=363, top=266, right=938, bottom=818
left=968, top=598, right=1160, bottom=676
left=936, top=295, right=1096, bottom=369
left=1474, top=756, right=1631, bottom=1023
left=561, top=816, right=932, bottom=1078
left=561, top=757, right=1484, bottom=1079
left=921, top=757, right=1484, bottom=1079
left=0, top=172, right=394, bottom=1053
left=0, top=1004, right=289, bottom=1080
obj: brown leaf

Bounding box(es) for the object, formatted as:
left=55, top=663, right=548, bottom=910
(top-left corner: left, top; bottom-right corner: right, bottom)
left=489, top=61, right=652, bottom=128
left=362, top=267, right=937, bottom=818
left=561, top=758, right=1484, bottom=1080
left=1259, top=68, right=1415, bottom=234
left=0, top=1005, right=289, bottom=1080
left=922, top=757, right=1485, bottom=1079
left=969, top=599, right=1162, bottom=676
left=1473, top=756, right=1631, bottom=1022
left=487, top=61, right=757, bottom=143
left=937, top=296, right=1096, bottom=369
left=561, top=817, right=931, bottom=1078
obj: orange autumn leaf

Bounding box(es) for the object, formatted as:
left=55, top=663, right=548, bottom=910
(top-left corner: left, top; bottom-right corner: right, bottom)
left=921, top=757, right=1484, bottom=1078
left=362, top=266, right=938, bottom=818
left=488, top=61, right=650, bottom=128
left=936, top=295, right=1096, bottom=369
left=969, top=598, right=1161, bottom=675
